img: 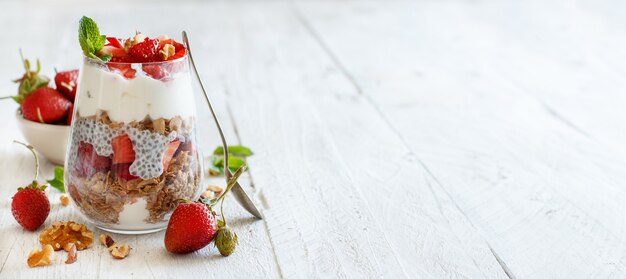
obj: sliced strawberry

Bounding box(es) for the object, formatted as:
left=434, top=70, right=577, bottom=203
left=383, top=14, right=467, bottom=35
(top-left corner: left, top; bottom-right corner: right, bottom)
left=163, top=140, right=181, bottom=171
left=76, top=142, right=111, bottom=177
left=143, top=65, right=170, bottom=80
left=129, top=38, right=160, bottom=62
left=107, top=63, right=137, bottom=79
left=167, top=49, right=186, bottom=61
left=111, top=163, right=138, bottom=180
left=100, top=46, right=127, bottom=58
left=179, top=141, right=194, bottom=154
left=111, top=134, right=136, bottom=164
left=106, top=37, right=124, bottom=48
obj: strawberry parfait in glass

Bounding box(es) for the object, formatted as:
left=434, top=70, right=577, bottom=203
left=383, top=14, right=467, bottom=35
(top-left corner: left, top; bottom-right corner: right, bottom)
left=65, top=17, right=202, bottom=234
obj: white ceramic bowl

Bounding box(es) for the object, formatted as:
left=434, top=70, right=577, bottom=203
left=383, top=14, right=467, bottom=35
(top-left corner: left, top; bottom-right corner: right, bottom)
left=15, top=110, right=70, bottom=165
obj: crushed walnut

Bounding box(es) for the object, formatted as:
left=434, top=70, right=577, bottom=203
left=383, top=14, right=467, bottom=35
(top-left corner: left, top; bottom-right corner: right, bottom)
left=201, top=184, right=224, bottom=200
left=65, top=243, right=77, bottom=264
left=27, top=244, right=54, bottom=268
left=100, top=234, right=131, bottom=259
left=160, top=44, right=175, bottom=60
left=39, top=221, right=94, bottom=252
left=60, top=195, right=70, bottom=206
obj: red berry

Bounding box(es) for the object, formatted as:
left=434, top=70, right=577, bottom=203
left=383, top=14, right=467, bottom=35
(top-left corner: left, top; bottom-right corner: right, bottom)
left=107, top=63, right=137, bottom=79
left=21, top=87, right=72, bottom=124
left=100, top=46, right=128, bottom=58
left=54, top=70, right=79, bottom=101
left=129, top=38, right=160, bottom=62
left=111, top=134, right=135, bottom=164
left=175, top=141, right=194, bottom=158
left=111, top=163, right=138, bottom=181
left=11, top=186, right=50, bottom=231
left=164, top=202, right=217, bottom=254
left=162, top=140, right=181, bottom=171
left=106, top=37, right=124, bottom=48
left=142, top=65, right=169, bottom=80
left=76, top=142, right=111, bottom=177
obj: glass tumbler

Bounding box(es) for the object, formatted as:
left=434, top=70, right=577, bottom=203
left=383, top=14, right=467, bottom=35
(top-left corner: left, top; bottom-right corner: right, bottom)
left=65, top=54, right=203, bottom=234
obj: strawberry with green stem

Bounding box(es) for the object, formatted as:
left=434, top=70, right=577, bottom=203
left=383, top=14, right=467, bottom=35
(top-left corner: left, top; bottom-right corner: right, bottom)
left=164, top=166, right=246, bottom=254
left=11, top=141, right=50, bottom=231
left=0, top=50, right=50, bottom=104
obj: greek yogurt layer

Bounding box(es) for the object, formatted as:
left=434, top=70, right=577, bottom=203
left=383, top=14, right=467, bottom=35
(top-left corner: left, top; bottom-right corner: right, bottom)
left=75, top=61, right=196, bottom=123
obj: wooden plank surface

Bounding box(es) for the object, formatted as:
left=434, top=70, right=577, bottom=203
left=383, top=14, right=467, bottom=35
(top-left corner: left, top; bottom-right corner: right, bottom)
left=0, top=0, right=625, bottom=278
left=295, top=0, right=626, bottom=278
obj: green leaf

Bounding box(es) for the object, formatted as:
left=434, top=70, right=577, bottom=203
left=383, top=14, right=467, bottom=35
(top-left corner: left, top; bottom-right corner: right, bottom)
left=98, top=53, right=112, bottom=62
left=212, top=156, right=247, bottom=173
left=79, top=16, right=106, bottom=61
left=213, top=146, right=254, bottom=157
left=211, top=156, right=225, bottom=173
left=46, top=166, right=65, bottom=193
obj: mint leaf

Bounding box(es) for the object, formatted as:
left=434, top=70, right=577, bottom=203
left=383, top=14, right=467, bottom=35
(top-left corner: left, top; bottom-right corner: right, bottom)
left=79, top=16, right=108, bottom=62
left=213, top=146, right=254, bottom=157
left=211, top=156, right=247, bottom=174
left=46, top=166, right=65, bottom=193
left=98, top=53, right=112, bottom=62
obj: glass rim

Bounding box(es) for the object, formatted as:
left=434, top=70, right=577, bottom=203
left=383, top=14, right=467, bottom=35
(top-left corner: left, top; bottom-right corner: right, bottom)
left=83, top=51, right=188, bottom=66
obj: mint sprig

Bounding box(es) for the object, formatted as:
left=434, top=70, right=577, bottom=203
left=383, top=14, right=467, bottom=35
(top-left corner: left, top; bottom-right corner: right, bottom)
left=78, top=16, right=110, bottom=62
left=46, top=166, right=65, bottom=193
left=209, top=145, right=254, bottom=175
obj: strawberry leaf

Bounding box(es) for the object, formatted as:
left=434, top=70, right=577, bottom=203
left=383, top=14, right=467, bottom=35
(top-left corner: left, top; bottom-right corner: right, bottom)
left=46, top=166, right=65, bottom=193
left=213, top=145, right=254, bottom=157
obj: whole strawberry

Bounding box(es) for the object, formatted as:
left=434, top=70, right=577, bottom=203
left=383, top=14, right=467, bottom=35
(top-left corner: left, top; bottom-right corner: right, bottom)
left=164, top=202, right=217, bottom=254
left=54, top=69, right=79, bottom=101
left=11, top=141, right=50, bottom=231
left=22, top=87, right=72, bottom=123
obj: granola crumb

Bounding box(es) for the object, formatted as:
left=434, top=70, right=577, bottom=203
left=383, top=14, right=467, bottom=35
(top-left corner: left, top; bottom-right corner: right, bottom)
left=27, top=244, right=54, bottom=268
left=39, top=221, right=94, bottom=251
left=65, top=244, right=77, bottom=264
left=60, top=195, right=70, bottom=206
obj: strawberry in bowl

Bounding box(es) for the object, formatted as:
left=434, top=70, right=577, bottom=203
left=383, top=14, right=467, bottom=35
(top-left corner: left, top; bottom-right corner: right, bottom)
left=1, top=52, right=79, bottom=165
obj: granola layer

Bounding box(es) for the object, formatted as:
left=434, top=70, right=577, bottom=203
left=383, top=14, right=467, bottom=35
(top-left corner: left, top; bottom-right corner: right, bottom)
left=67, top=111, right=201, bottom=226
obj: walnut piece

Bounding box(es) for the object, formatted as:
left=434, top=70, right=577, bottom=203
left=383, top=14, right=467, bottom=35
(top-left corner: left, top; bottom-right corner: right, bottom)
left=100, top=234, right=115, bottom=248
left=39, top=221, right=94, bottom=252
left=160, top=44, right=175, bottom=60
left=100, top=234, right=131, bottom=259
left=109, top=244, right=131, bottom=259
left=201, top=190, right=215, bottom=200
left=206, top=184, right=224, bottom=194
left=65, top=244, right=77, bottom=264
left=60, top=195, right=70, bottom=206
left=27, top=244, right=54, bottom=268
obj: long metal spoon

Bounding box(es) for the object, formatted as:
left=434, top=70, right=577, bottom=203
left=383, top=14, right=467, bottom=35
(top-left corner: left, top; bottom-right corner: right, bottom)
left=182, top=31, right=264, bottom=219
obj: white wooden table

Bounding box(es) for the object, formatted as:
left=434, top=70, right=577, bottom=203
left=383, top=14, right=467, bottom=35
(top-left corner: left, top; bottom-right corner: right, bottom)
left=2, top=0, right=626, bottom=278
